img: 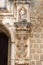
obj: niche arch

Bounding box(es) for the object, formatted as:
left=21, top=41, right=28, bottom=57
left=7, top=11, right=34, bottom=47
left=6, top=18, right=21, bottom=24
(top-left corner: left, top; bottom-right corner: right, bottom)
left=0, top=22, right=11, bottom=65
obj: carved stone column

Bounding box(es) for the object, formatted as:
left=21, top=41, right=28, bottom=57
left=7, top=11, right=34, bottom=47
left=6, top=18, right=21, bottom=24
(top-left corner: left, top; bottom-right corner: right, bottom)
left=14, top=19, right=31, bottom=65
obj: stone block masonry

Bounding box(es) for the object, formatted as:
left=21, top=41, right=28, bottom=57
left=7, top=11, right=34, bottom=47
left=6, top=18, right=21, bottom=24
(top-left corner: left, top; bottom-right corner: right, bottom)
left=30, top=1, right=43, bottom=65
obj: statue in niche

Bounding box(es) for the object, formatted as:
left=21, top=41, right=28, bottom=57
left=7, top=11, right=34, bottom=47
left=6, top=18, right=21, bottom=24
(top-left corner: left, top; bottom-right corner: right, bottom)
left=19, top=7, right=27, bottom=19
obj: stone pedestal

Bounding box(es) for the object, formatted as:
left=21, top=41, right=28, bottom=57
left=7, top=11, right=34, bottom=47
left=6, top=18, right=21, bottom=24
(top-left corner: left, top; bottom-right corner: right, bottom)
left=14, top=19, right=31, bottom=65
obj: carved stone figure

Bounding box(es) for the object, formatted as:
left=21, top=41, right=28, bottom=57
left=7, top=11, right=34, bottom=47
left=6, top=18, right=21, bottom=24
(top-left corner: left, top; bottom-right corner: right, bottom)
left=19, top=7, right=27, bottom=19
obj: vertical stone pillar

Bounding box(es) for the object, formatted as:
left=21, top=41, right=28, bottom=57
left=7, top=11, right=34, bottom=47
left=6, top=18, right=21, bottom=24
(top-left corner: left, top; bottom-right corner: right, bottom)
left=8, top=38, right=11, bottom=65
left=10, top=31, right=16, bottom=65
left=26, top=38, right=30, bottom=60
left=11, top=42, right=16, bottom=65
left=14, top=19, right=31, bottom=65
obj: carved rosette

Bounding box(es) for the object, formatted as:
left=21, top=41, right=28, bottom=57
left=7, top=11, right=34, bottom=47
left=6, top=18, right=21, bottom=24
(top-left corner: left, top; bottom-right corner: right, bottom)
left=14, top=19, right=31, bottom=64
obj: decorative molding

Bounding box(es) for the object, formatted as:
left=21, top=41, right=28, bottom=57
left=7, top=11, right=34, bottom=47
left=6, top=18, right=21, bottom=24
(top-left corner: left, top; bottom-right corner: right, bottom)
left=14, top=19, right=31, bottom=64
left=16, top=3, right=30, bottom=22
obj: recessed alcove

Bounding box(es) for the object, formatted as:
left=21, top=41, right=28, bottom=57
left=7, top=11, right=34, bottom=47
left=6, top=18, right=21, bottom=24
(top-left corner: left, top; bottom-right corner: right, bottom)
left=0, top=32, right=8, bottom=65
left=0, top=23, right=11, bottom=65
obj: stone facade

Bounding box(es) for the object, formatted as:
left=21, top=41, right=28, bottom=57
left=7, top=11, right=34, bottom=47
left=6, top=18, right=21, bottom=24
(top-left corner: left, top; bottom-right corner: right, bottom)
left=0, top=0, right=43, bottom=65
left=30, top=0, right=43, bottom=65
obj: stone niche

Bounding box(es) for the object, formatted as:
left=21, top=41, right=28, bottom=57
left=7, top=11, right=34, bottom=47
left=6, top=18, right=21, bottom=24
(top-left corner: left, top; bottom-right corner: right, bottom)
left=14, top=19, right=31, bottom=65
left=16, top=3, right=30, bottom=22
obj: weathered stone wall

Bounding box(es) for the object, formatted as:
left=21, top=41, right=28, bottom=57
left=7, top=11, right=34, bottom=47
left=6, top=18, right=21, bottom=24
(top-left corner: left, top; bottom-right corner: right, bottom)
left=0, top=0, right=43, bottom=65
left=30, top=0, right=43, bottom=65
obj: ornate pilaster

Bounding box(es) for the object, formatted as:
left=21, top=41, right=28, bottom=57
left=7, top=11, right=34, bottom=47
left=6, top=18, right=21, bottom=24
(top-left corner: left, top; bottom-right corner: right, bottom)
left=14, top=19, right=31, bottom=65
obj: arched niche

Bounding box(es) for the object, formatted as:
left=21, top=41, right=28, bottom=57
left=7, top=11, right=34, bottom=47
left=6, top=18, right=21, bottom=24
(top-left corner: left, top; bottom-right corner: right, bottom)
left=0, top=22, right=11, bottom=65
